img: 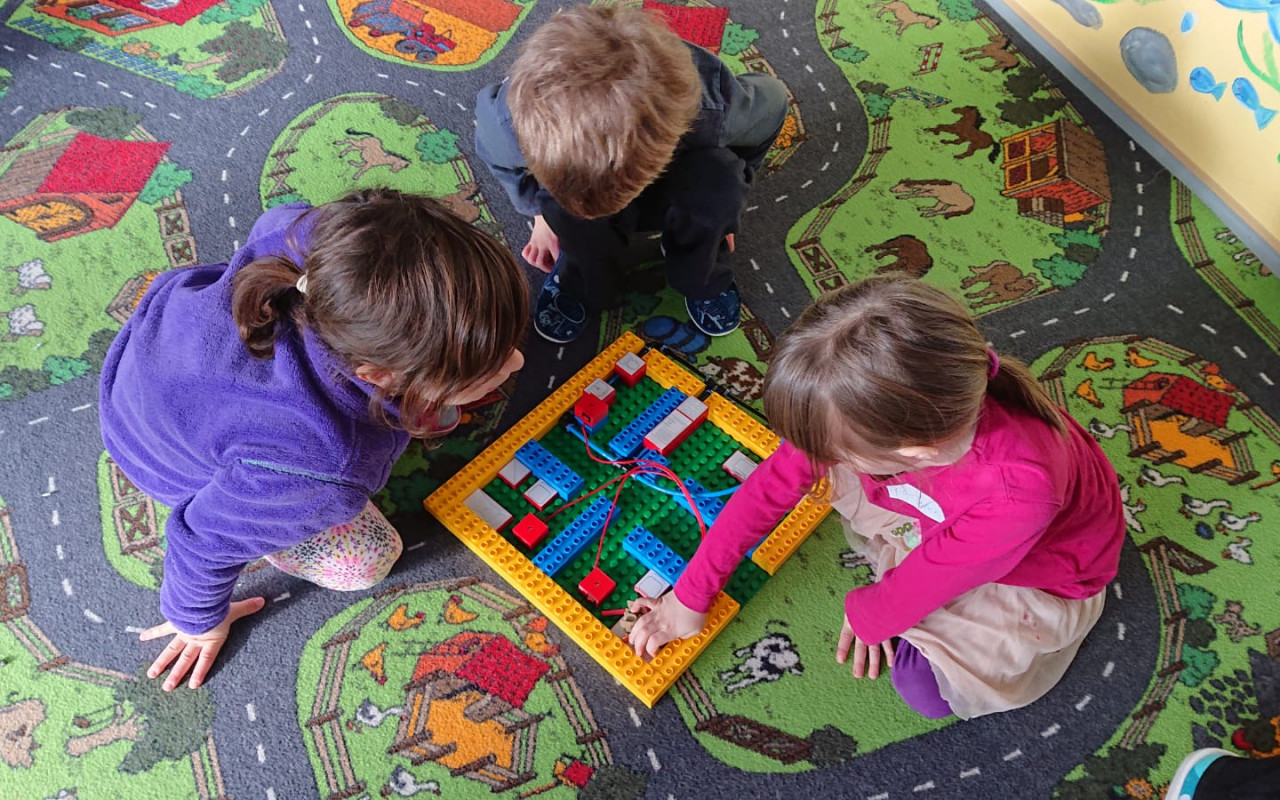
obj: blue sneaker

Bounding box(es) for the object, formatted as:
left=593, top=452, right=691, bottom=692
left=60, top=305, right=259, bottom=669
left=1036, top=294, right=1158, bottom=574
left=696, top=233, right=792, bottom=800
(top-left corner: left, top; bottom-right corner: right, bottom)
left=685, top=282, right=741, bottom=337
left=1166, top=748, right=1237, bottom=800
left=534, top=266, right=587, bottom=344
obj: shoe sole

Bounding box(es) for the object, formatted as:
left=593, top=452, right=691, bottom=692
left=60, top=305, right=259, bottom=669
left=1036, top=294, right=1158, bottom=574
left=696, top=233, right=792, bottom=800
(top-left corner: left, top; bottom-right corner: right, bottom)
left=534, top=323, right=582, bottom=345
left=1165, top=748, right=1235, bottom=800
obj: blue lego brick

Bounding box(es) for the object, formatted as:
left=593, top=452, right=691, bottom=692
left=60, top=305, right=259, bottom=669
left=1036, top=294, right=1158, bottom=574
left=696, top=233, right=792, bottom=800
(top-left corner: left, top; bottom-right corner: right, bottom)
left=636, top=449, right=669, bottom=470
left=746, top=534, right=770, bottom=559
left=532, top=497, right=616, bottom=576
left=622, top=527, right=688, bottom=586
left=674, top=478, right=725, bottom=526
left=515, top=440, right=584, bottom=500
left=608, top=387, right=687, bottom=458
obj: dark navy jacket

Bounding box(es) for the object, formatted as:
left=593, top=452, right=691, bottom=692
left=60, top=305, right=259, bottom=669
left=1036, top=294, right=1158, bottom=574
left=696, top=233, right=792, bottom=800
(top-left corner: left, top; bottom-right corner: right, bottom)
left=474, top=43, right=788, bottom=217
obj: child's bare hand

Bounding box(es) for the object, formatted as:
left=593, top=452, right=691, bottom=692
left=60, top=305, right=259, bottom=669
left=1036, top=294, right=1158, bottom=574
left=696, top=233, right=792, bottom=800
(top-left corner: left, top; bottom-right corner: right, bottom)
left=724, top=233, right=735, bottom=253
left=523, top=215, right=560, bottom=273
left=627, top=594, right=706, bottom=660
left=140, top=597, right=265, bottom=690
left=835, top=616, right=894, bottom=679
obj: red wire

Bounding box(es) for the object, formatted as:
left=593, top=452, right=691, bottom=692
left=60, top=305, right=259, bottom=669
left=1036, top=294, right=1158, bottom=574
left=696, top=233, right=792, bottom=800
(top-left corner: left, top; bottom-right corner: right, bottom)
left=593, top=468, right=635, bottom=570
left=577, top=425, right=707, bottom=537
left=544, top=471, right=631, bottom=522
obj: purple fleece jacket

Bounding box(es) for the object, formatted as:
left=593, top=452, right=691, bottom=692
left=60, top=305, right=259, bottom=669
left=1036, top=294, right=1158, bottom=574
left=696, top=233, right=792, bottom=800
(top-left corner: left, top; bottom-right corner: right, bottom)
left=99, top=204, right=410, bottom=635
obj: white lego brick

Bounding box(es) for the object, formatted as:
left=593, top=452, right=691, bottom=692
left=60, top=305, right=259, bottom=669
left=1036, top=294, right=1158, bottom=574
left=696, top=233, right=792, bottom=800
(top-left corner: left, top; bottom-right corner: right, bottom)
left=634, top=570, right=671, bottom=599
left=464, top=489, right=513, bottom=531
left=615, top=352, right=646, bottom=376
left=674, top=395, right=708, bottom=424
left=643, top=412, right=692, bottom=454
left=584, top=378, right=616, bottom=404
left=523, top=479, right=558, bottom=510
left=722, top=450, right=759, bottom=483
left=498, top=458, right=532, bottom=488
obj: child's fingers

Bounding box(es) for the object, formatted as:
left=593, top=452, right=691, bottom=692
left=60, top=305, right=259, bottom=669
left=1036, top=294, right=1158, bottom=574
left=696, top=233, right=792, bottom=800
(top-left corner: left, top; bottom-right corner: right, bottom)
left=866, top=644, right=881, bottom=680
left=643, top=633, right=667, bottom=661
left=852, top=640, right=867, bottom=679
left=628, top=597, right=658, bottom=613
left=228, top=596, right=266, bottom=622
left=189, top=641, right=223, bottom=689
left=835, top=623, right=855, bottom=664
left=147, top=637, right=183, bottom=679
left=163, top=642, right=201, bottom=691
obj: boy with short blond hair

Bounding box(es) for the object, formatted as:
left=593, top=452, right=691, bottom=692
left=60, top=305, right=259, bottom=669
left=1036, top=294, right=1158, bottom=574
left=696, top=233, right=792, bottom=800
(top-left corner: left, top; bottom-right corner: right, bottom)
left=475, top=4, right=787, bottom=342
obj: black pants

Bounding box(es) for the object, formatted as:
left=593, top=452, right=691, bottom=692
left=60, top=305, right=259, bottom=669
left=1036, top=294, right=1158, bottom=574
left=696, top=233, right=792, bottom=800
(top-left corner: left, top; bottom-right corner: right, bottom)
left=541, top=147, right=748, bottom=310
left=1197, top=755, right=1280, bottom=799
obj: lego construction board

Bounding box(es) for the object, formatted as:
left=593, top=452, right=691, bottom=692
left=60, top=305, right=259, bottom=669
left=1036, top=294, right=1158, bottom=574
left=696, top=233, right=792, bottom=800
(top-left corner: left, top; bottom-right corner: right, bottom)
left=987, top=0, right=1280, bottom=263
left=425, top=332, right=831, bottom=706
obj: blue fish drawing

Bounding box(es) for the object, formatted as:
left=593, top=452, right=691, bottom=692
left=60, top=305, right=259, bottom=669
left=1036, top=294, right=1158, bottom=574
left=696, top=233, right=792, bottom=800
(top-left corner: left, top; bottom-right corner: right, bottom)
left=1190, top=66, right=1226, bottom=100
left=1181, top=11, right=1196, bottom=33
left=1232, top=76, right=1278, bottom=129
left=1214, top=0, right=1280, bottom=45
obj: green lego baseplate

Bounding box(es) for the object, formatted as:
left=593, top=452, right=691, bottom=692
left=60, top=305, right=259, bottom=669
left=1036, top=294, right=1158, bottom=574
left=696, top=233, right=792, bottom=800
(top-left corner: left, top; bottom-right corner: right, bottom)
left=425, top=332, right=830, bottom=706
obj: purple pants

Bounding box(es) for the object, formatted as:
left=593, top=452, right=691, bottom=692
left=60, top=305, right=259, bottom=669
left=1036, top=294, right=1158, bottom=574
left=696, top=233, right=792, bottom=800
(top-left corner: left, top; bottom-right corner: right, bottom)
left=892, top=640, right=953, bottom=719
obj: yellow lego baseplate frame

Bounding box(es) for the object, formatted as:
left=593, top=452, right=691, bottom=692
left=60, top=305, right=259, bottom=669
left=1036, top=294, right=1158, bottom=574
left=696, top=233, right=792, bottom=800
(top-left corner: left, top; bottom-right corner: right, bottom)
left=425, top=332, right=830, bottom=706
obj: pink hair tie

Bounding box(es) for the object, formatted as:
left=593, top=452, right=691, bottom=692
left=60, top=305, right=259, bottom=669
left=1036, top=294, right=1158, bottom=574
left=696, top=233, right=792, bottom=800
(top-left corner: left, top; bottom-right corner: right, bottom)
left=987, top=348, right=1000, bottom=380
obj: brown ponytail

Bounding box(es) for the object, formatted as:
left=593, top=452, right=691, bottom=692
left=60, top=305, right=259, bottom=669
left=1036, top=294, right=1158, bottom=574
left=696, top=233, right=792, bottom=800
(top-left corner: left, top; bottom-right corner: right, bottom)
left=232, top=254, right=307, bottom=359
left=987, top=356, right=1068, bottom=436
left=233, top=188, right=529, bottom=437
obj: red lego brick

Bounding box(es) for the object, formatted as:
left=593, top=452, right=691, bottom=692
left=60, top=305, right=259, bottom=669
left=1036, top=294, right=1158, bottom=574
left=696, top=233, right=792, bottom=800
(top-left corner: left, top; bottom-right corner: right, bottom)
left=578, top=567, right=616, bottom=606
left=513, top=514, right=549, bottom=548
left=574, top=394, right=609, bottom=430
left=613, top=352, right=647, bottom=387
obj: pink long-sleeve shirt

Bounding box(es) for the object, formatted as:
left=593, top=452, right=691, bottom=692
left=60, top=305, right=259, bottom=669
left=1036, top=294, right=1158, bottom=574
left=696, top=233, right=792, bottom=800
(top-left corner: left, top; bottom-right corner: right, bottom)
left=673, top=397, right=1125, bottom=645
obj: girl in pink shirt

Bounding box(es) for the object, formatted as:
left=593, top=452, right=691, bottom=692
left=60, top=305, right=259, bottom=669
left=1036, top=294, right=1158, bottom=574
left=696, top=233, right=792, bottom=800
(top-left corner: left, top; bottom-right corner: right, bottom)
left=628, top=277, right=1125, bottom=718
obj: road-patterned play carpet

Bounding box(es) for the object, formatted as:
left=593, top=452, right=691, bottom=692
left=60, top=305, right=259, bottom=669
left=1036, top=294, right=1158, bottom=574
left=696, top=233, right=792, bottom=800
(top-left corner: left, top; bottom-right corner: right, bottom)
left=1, top=0, right=1278, bottom=798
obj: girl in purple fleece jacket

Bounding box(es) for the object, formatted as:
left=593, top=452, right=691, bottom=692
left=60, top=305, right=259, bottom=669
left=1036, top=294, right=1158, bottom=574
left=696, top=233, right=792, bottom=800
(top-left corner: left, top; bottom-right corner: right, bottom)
left=99, top=189, right=529, bottom=691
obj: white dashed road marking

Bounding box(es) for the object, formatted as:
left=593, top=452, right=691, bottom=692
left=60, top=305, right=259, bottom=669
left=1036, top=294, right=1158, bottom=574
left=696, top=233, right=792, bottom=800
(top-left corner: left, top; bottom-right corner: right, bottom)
left=1041, top=724, right=1060, bottom=738
left=1003, top=749, right=1022, bottom=762
left=84, top=609, right=104, bottom=624
left=629, top=707, right=641, bottom=727
left=647, top=748, right=661, bottom=771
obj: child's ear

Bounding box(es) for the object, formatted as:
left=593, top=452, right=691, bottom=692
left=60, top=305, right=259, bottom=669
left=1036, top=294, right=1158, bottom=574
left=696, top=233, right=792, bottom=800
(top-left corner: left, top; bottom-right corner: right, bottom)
left=354, top=364, right=395, bottom=390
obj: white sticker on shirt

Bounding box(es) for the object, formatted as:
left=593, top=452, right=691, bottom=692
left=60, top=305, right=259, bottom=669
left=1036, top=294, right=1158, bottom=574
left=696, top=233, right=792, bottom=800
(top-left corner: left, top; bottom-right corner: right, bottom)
left=886, top=484, right=945, bottom=522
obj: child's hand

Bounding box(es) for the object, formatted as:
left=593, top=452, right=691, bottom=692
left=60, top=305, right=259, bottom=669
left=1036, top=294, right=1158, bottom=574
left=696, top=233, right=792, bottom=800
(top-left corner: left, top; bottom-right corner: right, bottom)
left=627, top=594, right=706, bottom=660
left=835, top=616, right=895, bottom=679
left=139, top=597, right=266, bottom=691
left=523, top=215, right=560, bottom=273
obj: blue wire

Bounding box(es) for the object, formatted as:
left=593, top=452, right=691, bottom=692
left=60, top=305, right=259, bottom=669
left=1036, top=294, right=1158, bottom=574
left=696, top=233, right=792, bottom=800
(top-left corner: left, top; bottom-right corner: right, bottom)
left=575, top=424, right=740, bottom=498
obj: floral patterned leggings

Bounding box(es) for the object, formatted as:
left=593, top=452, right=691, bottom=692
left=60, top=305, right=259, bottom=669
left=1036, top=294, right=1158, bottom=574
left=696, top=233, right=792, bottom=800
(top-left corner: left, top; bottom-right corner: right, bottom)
left=263, top=501, right=403, bottom=590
